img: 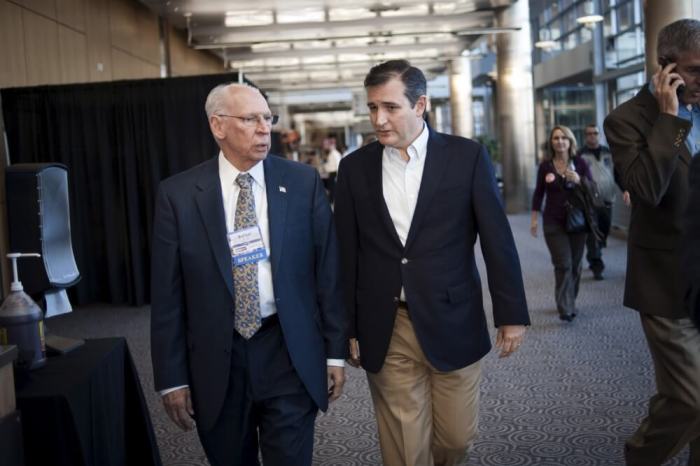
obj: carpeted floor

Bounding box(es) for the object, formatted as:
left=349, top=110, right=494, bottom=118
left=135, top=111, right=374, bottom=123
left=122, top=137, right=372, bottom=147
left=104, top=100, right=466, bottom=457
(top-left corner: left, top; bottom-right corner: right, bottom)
left=48, top=213, right=690, bottom=465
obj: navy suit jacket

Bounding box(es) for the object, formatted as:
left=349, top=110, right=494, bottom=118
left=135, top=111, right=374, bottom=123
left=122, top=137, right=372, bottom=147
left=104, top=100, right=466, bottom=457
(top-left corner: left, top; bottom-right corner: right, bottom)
left=334, top=128, right=530, bottom=373
left=150, top=155, right=346, bottom=432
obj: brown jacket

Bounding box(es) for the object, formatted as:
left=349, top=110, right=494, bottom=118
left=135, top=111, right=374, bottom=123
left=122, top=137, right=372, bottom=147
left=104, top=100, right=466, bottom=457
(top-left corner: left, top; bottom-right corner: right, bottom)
left=604, top=85, right=693, bottom=317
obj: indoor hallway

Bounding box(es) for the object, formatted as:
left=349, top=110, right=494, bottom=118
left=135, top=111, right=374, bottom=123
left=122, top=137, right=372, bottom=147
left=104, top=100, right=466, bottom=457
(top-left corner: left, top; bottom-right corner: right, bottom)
left=48, top=213, right=690, bottom=465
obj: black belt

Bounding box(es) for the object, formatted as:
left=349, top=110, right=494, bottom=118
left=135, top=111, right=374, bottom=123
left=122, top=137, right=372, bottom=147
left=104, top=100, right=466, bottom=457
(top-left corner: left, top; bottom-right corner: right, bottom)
left=259, top=313, right=279, bottom=331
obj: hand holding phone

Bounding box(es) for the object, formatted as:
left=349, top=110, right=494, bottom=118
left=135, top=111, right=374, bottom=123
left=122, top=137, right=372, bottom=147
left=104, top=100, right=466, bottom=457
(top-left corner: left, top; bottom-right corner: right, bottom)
left=655, top=57, right=686, bottom=114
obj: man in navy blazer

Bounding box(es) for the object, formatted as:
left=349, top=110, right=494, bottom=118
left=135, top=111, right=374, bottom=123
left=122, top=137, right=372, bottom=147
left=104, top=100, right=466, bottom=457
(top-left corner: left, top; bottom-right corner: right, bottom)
left=334, top=60, right=530, bottom=466
left=151, top=83, right=346, bottom=466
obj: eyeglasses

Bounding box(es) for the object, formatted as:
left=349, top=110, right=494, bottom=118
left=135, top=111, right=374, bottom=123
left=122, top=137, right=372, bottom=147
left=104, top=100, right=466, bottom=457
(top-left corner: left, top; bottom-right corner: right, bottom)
left=216, top=113, right=279, bottom=127
left=585, top=131, right=599, bottom=135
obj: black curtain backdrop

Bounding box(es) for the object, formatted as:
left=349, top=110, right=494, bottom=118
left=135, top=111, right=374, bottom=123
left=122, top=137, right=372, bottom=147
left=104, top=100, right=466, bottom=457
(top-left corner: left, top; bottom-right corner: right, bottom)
left=1, top=73, right=245, bottom=306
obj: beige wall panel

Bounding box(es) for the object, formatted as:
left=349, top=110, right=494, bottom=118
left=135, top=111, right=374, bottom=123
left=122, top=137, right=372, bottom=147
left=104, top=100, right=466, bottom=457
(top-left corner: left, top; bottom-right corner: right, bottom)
left=17, top=0, right=56, bottom=19
left=0, top=1, right=28, bottom=88
left=134, top=4, right=159, bottom=65
left=111, top=47, right=158, bottom=81
left=58, top=25, right=87, bottom=83
left=85, top=0, right=112, bottom=82
left=23, top=9, right=61, bottom=85
left=169, top=29, right=223, bottom=77
left=109, top=0, right=138, bottom=56
left=57, top=0, right=85, bottom=32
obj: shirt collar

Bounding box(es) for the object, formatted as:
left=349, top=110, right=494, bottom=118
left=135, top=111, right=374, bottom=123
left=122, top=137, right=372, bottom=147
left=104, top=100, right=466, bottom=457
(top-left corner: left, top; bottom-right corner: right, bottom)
left=386, top=123, right=428, bottom=162
left=218, top=151, right=265, bottom=189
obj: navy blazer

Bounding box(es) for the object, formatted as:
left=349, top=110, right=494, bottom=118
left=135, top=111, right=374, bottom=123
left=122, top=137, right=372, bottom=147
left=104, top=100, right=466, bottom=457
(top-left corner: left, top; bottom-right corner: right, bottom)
left=150, top=155, right=346, bottom=431
left=334, top=128, right=530, bottom=373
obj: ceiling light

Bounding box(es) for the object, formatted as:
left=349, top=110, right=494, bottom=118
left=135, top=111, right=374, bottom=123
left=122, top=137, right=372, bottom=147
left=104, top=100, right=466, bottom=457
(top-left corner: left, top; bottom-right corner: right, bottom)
left=576, top=0, right=603, bottom=29
left=329, top=8, right=375, bottom=21
left=225, top=10, right=273, bottom=27
left=277, top=8, right=325, bottom=24
left=576, top=14, right=604, bottom=28
left=534, top=40, right=557, bottom=50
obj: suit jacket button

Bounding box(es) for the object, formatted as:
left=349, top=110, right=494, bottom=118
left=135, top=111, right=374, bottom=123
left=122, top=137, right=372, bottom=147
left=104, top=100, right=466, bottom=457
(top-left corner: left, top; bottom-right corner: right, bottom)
left=401, top=258, right=408, bottom=264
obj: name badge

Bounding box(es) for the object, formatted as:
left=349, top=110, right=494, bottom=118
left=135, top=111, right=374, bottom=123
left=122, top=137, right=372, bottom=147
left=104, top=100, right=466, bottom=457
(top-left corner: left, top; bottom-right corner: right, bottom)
left=228, top=226, right=268, bottom=266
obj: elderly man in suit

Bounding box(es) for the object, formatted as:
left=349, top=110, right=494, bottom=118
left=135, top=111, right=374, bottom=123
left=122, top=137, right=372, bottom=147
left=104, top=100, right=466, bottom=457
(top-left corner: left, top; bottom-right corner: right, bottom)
left=150, top=83, right=346, bottom=466
left=334, top=60, right=530, bottom=466
left=604, top=19, right=700, bottom=466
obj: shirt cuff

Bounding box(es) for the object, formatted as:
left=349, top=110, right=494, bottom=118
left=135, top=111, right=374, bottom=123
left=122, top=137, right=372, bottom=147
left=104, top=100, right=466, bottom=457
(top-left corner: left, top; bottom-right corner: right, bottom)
left=159, top=385, right=189, bottom=396
left=327, top=358, right=345, bottom=367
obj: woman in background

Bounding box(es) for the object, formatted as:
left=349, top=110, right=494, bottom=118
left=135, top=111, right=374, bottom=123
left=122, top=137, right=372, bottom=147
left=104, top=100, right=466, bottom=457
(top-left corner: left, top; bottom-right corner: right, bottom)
left=531, top=125, right=592, bottom=321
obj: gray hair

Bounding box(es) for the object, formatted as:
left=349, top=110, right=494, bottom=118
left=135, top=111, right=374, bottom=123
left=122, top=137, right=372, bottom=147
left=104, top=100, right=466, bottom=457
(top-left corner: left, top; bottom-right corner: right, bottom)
left=657, top=19, right=700, bottom=61
left=204, top=83, right=261, bottom=119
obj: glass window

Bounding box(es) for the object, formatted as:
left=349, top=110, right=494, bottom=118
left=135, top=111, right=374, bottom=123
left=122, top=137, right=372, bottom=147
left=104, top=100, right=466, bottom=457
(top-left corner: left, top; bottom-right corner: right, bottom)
left=616, top=1, right=634, bottom=31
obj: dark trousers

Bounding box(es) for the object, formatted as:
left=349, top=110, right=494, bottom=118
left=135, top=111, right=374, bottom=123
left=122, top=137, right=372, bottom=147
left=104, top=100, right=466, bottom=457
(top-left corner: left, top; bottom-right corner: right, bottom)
left=586, top=203, right=612, bottom=273
left=197, top=316, right=317, bottom=466
left=323, top=172, right=337, bottom=204
left=544, top=223, right=587, bottom=317
left=625, top=313, right=700, bottom=466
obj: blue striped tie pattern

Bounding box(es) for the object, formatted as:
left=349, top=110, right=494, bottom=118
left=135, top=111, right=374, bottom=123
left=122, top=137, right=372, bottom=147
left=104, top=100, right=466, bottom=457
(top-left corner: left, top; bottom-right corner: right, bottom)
left=233, top=173, right=262, bottom=339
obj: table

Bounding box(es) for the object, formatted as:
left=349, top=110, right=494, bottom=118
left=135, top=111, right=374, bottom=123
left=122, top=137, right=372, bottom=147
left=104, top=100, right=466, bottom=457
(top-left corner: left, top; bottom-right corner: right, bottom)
left=15, top=338, right=162, bottom=466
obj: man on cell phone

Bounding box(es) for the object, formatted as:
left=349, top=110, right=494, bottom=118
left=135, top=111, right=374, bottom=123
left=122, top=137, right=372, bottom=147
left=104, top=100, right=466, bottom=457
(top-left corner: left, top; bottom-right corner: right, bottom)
left=604, top=19, right=700, bottom=466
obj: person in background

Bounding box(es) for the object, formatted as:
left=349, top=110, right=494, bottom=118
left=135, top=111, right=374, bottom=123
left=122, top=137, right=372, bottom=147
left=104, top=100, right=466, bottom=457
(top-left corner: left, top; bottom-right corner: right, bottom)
left=531, top=125, right=593, bottom=322
left=150, top=83, right=346, bottom=466
left=604, top=18, right=700, bottom=465
left=322, top=137, right=342, bottom=203
left=577, top=123, right=629, bottom=280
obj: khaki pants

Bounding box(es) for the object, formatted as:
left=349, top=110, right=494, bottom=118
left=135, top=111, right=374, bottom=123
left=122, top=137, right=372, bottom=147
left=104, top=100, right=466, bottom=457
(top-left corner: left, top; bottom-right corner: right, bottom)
left=366, top=308, right=481, bottom=466
left=625, top=313, right=700, bottom=466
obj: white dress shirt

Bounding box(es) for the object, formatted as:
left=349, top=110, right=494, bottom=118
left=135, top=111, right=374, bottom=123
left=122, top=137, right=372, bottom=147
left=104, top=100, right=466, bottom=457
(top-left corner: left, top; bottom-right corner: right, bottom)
left=219, top=153, right=277, bottom=319
left=382, top=123, right=429, bottom=301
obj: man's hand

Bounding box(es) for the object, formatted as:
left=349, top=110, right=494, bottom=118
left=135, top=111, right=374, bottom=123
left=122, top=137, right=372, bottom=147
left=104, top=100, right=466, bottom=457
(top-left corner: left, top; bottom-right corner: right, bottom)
left=495, top=325, right=526, bottom=358
left=327, top=366, right=345, bottom=402
left=162, top=387, right=195, bottom=431
left=347, top=338, right=361, bottom=368
left=623, top=190, right=631, bottom=206
left=653, top=62, right=684, bottom=115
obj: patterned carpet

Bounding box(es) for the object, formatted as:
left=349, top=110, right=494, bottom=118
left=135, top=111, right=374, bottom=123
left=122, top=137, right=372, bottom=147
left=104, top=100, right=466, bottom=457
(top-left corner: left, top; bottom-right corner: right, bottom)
left=48, top=213, right=690, bottom=465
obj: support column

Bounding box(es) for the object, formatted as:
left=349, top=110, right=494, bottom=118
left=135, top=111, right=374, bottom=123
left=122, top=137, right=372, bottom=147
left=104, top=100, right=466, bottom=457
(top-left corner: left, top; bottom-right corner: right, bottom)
left=496, top=0, right=536, bottom=213
left=448, top=57, right=473, bottom=138
left=644, top=0, right=700, bottom=79
left=592, top=0, right=607, bottom=130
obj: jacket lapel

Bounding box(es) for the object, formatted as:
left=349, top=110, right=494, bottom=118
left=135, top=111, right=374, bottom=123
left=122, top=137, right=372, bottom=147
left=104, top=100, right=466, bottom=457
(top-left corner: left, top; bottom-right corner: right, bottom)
left=366, top=144, right=404, bottom=249
left=263, top=156, right=287, bottom=281
left=194, top=158, right=234, bottom=299
left=404, top=129, right=449, bottom=252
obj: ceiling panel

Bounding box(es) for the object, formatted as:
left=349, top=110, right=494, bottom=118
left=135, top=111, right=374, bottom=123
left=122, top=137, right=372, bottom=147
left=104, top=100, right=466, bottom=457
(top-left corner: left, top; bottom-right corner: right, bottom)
left=138, top=0, right=518, bottom=92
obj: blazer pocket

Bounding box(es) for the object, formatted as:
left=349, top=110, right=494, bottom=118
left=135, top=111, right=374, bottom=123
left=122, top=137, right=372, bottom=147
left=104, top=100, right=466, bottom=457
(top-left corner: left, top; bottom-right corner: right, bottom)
left=447, top=283, right=471, bottom=304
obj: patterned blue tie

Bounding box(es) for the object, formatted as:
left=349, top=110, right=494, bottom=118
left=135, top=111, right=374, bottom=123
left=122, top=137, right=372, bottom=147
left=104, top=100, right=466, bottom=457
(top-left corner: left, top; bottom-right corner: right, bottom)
left=233, top=173, right=262, bottom=339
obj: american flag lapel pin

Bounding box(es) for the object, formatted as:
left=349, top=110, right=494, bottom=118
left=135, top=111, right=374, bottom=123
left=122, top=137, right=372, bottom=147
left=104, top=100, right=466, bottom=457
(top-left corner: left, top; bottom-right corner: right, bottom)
left=279, top=186, right=287, bottom=193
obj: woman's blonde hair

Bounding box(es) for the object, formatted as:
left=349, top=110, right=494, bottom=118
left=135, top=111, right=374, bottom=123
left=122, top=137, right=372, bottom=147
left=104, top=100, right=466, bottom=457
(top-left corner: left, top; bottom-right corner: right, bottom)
left=545, top=125, right=578, bottom=161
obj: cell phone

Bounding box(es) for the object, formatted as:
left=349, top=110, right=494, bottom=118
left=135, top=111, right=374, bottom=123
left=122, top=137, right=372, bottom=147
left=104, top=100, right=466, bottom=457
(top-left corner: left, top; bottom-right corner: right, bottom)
left=659, top=56, right=686, bottom=99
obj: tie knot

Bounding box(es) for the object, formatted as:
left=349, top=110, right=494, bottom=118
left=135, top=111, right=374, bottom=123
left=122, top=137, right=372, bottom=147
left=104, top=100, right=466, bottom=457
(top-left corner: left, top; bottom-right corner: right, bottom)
left=236, top=173, right=253, bottom=190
